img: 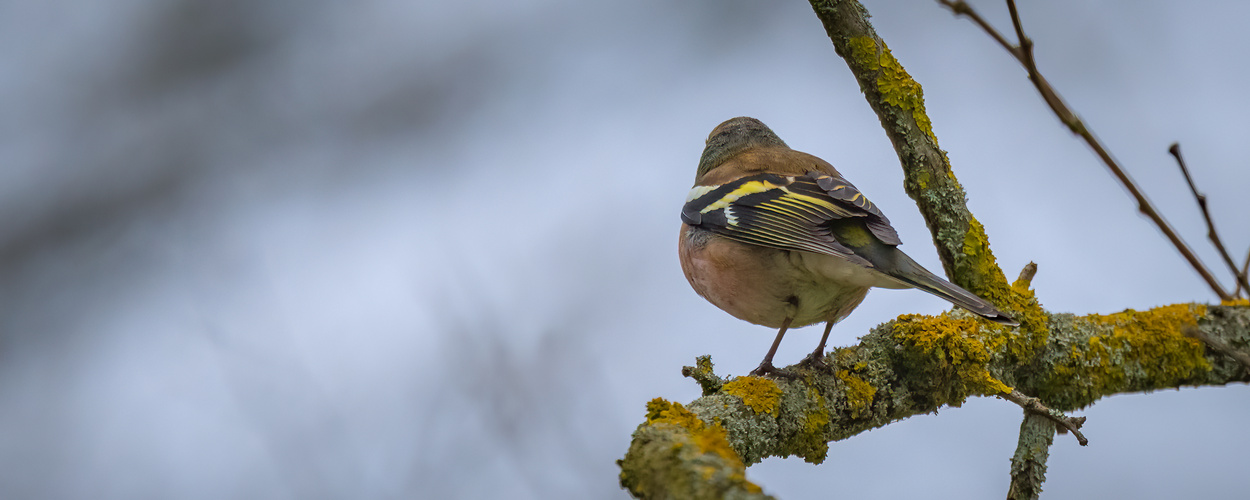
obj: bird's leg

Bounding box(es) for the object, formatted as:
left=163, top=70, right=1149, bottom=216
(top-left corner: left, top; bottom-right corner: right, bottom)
left=750, top=317, right=796, bottom=378
left=799, top=320, right=834, bottom=371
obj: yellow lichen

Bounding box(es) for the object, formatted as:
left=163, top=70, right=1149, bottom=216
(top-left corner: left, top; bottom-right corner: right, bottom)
left=1008, top=274, right=1046, bottom=331
left=776, top=387, right=831, bottom=464
left=958, top=218, right=1014, bottom=309
left=1222, top=298, right=1250, bottom=307
left=980, top=373, right=1013, bottom=395
left=646, top=398, right=692, bottom=425
left=846, top=36, right=936, bottom=143
left=803, top=392, right=830, bottom=433
left=847, top=36, right=879, bottom=72
left=1085, top=304, right=1211, bottom=382
left=646, top=398, right=739, bottom=463
left=685, top=355, right=723, bottom=395
left=796, top=388, right=831, bottom=464
left=876, top=45, right=933, bottom=142
left=722, top=376, right=782, bottom=416
left=1038, top=304, right=1213, bottom=410
left=835, top=370, right=877, bottom=417
left=959, top=217, right=1048, bottom=363
left=891, top=313, right=1008, bottom=403
left=694, top=355, right=715, bottom=375
left=893, top=314, right=995, bottom=361
left=633, top=398, right=763, bottom=495
left=833, top=346, right=864, bottom=370
left=914, top=170, right=931, bottom=190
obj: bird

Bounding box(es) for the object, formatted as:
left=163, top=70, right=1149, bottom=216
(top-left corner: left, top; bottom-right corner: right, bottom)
left=679, top=116, right=1017, bottom=377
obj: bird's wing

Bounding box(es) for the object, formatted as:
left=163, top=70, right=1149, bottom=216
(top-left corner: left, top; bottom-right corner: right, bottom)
left=681, top=172, right=900, bottom=267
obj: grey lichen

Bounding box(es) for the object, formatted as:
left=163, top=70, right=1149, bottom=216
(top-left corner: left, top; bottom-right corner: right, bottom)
left=1007, top=413, right=1055, bottom=500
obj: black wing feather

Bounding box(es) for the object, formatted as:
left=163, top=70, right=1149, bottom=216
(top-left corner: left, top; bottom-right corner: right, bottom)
left=681, top=172, right=900, bottom=265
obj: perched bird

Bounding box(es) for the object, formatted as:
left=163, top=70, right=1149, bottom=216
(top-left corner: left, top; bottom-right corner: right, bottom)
left=679, top=117, right=1016, bottom=377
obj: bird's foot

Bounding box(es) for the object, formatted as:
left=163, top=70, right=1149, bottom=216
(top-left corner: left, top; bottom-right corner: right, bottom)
left=748, top=360, right=797, bottom=379
left=798, top=349, right=832, bottom=372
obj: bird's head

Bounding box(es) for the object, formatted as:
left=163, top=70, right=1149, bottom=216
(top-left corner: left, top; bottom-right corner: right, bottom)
left=696, top=117, right=788, bottom=182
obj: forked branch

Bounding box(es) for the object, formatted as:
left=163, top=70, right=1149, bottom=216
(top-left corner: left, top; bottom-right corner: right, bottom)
left=939, top=0, right=1235, bottom=301
left=999, top=389, right=1087, bottom=446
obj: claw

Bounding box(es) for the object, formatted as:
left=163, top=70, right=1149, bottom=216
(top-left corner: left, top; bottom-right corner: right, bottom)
left=749, top=360, right=797, bottom=379
left=799, top=350, right=832, bottom=372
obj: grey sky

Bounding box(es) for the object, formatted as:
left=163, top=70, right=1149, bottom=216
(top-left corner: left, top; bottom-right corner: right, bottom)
left=0, top=0, right=1246, bottom=498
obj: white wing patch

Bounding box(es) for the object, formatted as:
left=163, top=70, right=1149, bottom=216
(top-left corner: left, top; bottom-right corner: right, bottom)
left=685, top=185, right=718, bottom=202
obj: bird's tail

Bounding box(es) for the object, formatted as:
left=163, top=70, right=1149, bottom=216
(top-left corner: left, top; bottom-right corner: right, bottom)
left=886, top=252, right=1019, bottom=326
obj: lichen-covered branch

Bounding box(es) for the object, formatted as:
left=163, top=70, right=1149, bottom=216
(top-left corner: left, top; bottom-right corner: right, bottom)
left=619, top=304, right=1250, bottom=498
left=1239, top=252, right=1250, bottom=297
left=807, top=0, right=1016, bottom=311
left=1006, top=413, right=1056, bottom=500
left=618, top=398, right=774, bottom=500
left=1185, top=321, right=1250, bottom=374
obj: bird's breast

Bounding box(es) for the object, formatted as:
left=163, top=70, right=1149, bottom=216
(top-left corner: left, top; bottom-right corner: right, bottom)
left=679, top=224, right=871, bottom=329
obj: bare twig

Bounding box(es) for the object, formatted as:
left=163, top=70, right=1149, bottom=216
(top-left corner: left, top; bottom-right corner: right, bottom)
left=999, top=389, right=1088, bottom=446
left=1184, top=325, right=1250, bottom=374
left=1016, top=261, right=1038, bottom=286
left=1240, top=251, right=1250, bottom=297
left=939, top=0, right=1234, bottom=302
left=1169, top=143, right=1250, bottom=297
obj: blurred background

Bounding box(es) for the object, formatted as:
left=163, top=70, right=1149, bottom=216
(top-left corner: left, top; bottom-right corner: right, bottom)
left=1, top=0, right=1247, bottom=498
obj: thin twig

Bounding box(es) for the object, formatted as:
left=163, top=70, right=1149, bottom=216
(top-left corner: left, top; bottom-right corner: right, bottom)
left=1168, top=143, right=1250, bottom=297
left=939, top=0, right=1234, bottom=302
left=999, top=389, right=1088, bottom=446
left=1240, top=251, right=1250, bottom=298
left=1016, top=262, right=1038, bottom=286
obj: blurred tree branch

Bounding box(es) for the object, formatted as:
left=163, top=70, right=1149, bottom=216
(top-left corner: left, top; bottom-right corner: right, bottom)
left=619, top=0, right=1250, bottom=498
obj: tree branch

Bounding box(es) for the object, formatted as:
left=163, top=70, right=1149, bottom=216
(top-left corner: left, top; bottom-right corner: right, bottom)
left=1168, top=143, right=1250, bottom=297
left=939, top=0, right=1234, bottom=302
left=1240, top=251, right=1250, bottom=297
left=1185, top=324, right=1250, bottom=375
left=1016, top=262, right=1038, bottom=286
left=1006, top=413, right=1056, bottom=500
left=620, top=304, right=1250, bottom=497
left=999, top=389, right=1086, bottom=446
left=806, top=0, right=1021, bottom=315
